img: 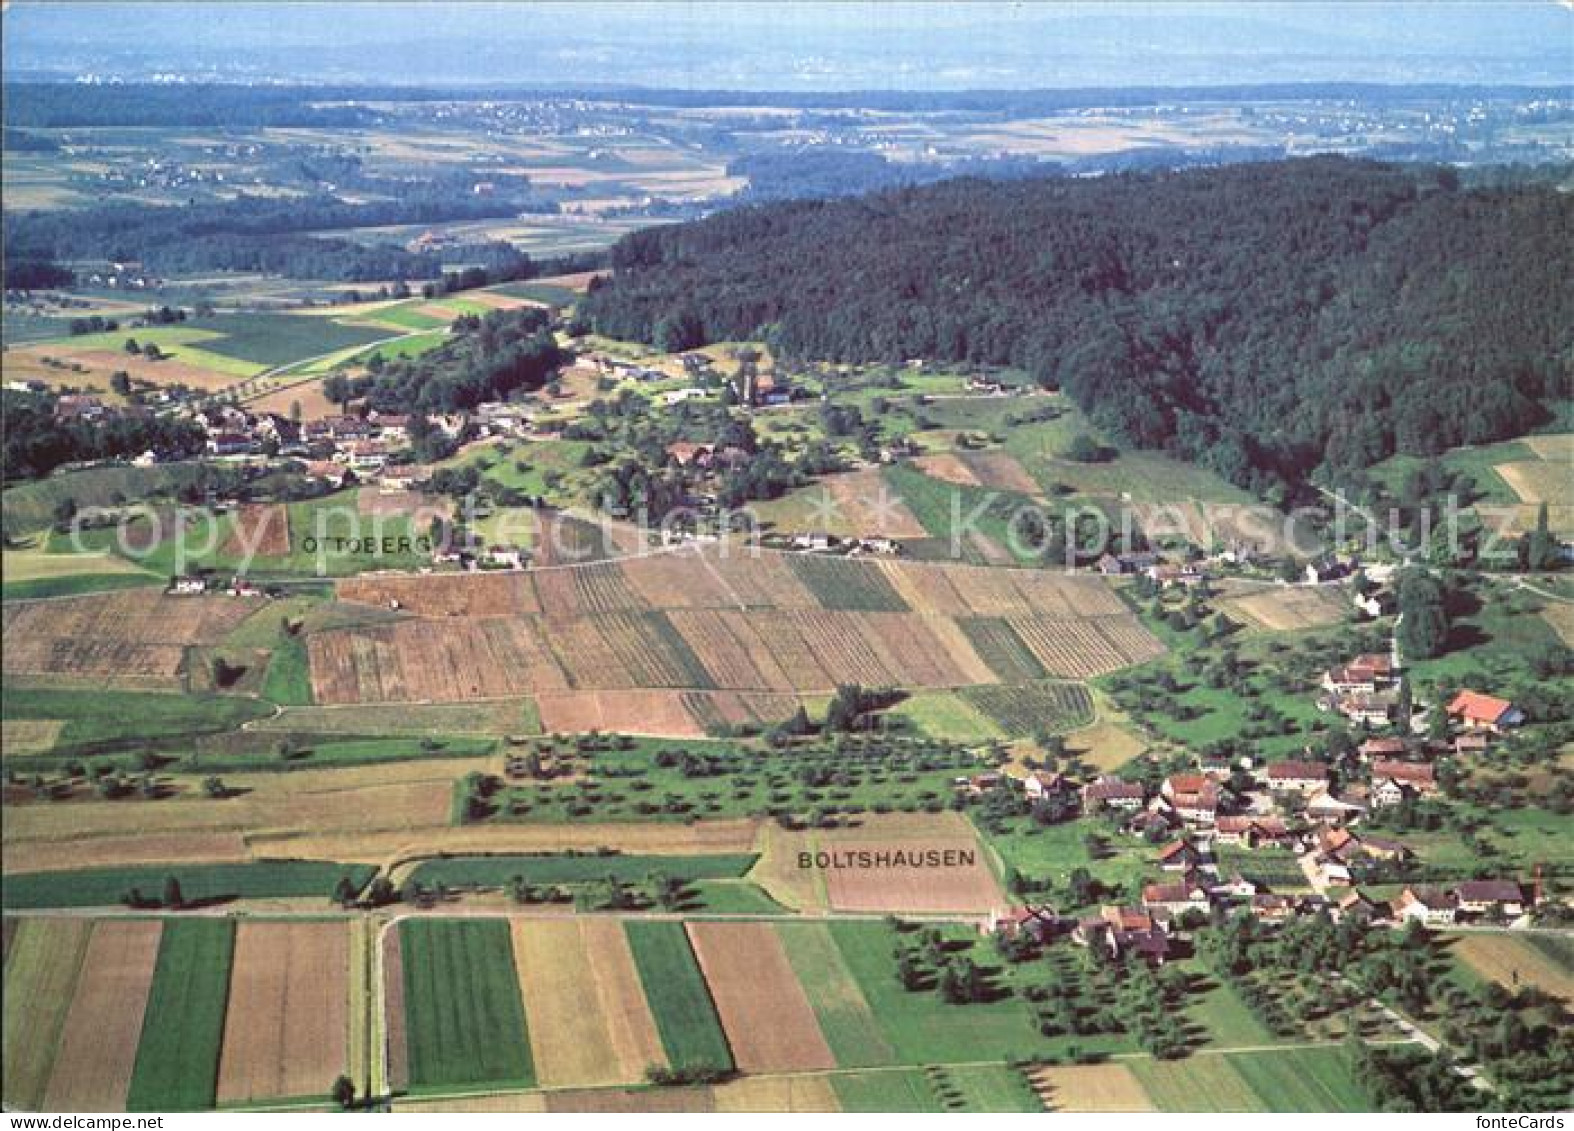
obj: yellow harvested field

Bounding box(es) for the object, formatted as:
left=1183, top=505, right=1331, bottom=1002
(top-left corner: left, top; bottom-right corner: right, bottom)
left=713, top=1074, right=841, bottom=1112
left=536, top=689, right=707, bottom=738
left=1523, top=434, right=1574, bottom=462
left=1062, top=717, right=1147, bottom=772
left=1543, top=603, right=1574, bottom=647
left=1217, top=583, right=1350, bottom=631
left=1452, top=934, right=1573, bottom=1005
left=545, top=1086, right=715, bottom=1112
left=0, top=719, right=63, bottom=756
left=41, top=921, right=163, bottom=1113
left=1496, top=460, right=1573, bottom=506
left=397, top=1092, right=549, bottom=1112
left=687, top=922, right=834, bottom=1074
left=2, top=832, right=252, bottom=875
left=1028, top=1063, right=1155, bottom=1112
left=1, top=918, right=93, bottom=1111
left=512, top=920, right=653, bottom=1088
left=217, top=921, right=350, bottom=1104
left=1, top=546, right=153, bottom=582
left=913, top=453, right=982, bottom=487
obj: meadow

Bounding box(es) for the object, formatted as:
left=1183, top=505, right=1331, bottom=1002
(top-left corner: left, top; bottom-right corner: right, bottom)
left=126, top=920, right=236, bottom=1112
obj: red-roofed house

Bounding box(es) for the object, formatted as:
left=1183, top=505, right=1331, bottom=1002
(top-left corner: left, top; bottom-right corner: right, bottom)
left=1447, top=691, right=1524, bottom=733
left=1322, top=653, right=1397, bottom=695
left=1141, top=880, right=1210, bottom=917
left=1213, top=815, right=1293, bottom=849
left=1155, top=840, right=1203, bottom=872
left=1265, top=760, right=1329, bottom=793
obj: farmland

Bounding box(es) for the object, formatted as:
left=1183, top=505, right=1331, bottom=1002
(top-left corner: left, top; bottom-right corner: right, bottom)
left=624, top=920, right=734, bottom=1073
left=126, top=920, right=236, bottom=1112
left=310, top=548, right=1161, bottom=708
left=397, top=919, right=535, bottom=1091
left=216, top=921, right=349, bottom=1104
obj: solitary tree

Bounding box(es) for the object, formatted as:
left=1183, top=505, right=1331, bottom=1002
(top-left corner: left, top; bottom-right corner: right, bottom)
left=331, top=1075, right=355, bottom=1109
left=162, top=875, right=184, bottom=909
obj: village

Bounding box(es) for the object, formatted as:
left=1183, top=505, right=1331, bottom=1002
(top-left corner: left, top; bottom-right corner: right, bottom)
left=978, top=639, right=1538, bottom=971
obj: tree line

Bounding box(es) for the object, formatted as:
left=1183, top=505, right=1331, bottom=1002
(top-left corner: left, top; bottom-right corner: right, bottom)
left=583, top=157, right=1571, bottom=495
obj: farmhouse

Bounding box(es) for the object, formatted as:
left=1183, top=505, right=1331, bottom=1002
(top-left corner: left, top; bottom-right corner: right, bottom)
left=1213, top=815, right=1293, bottom=849
left=168, top=575, right=208, bottom=595
left=988, top=905, right=1061, bottom=941
left=1074, top=907, right=1171, bottom=965
left=1369, top=760, right=1437, bottom=806
left=1335, top=890, right=1382, bottom=922
left=1096, top=551, right=1159, bottom=576
left=1209, top=874, right=1258, bottom=899
left=1305, top=789, right=1367, bottom=823
left=1447, top=690, right=1524, bottom=733
left=1454, top=880, right=1527, bottom=918
left=1023, top=771, right=1073, bottom=801
left=1392, top=886, right=1458, bottom=927
left=1453, top=733, right=1492, bottom=756
left=1264, top=759, right=1330, bottom=793
left=1161, top=774, right=1220, bottom=824
left=1321, top=653, right=1397, bottom=695
left=1304, top=557, right=1351, bottom=584
left=1155, top=839, right=1203, bottom=872
left=666, top=441, right=712, bottom=468
left=1249, top=893, right=1295, bottom=922
left=1141, top=879, right=1210, bottom=917
left=1330, top=691, right=1399, bottom=727
left=1359, top=736, right=1410, bottom=760
left=1082, top=777, right=1145, bottom=812
left=1147, top=563, right=1206, bottom=589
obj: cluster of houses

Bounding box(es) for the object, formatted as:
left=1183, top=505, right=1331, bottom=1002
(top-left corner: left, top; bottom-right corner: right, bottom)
left=168, top=573, right=268, bottom=598
left=1318, top=650, right=1403, bottom=727
left=980, top=697, right=1535, bottom=962
left=1094, top=550, right=1207, bottom=589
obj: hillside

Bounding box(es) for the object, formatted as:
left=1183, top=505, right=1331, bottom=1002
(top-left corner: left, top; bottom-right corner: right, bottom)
left=584, top=157, right=1573, bottom=492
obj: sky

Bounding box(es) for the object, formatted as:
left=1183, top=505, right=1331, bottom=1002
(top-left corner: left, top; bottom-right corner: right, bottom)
left=3, top=1, right=1570, bottom=88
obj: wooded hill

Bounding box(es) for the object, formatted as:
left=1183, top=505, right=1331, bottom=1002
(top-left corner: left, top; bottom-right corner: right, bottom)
left=584, top=157, right=1572, bottom=492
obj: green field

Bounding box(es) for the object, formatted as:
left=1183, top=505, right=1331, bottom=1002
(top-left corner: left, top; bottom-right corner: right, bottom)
left=1131, top=1046, right=1370, bottom=1112
left=186, top=313, right=392, bottom=368
left=831, top=1068, right=944, bottom=1112
left=126, top=920, right=236, bottom=1112
left=1225, top=1048, right=1370, bottom=1112
left=825, top=921, right=1051, bottom=1064
left=1, top=572, right=163, bottom=600
left=1, top=861, right=375, bottom=909
left=623, top=921, right=734, bottom=1072
left=399, top=919, right=535, bottom=1091
left=939, top=1064, right=1043, bottom=1112
left=0, top=686, right=276, bottom=753
left=777, top=922, right=896, bottom=1067
left=885, top=690, right=1005, bottom=742
left=1, top=462, right=207, bottom=532
left=407, top=853, right=757, bottom=888
left=260, top=633, right=313, bottom=706
left=182, top=733, right=495, bottom=773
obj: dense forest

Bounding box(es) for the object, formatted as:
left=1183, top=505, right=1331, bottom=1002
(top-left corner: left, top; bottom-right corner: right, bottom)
left=585, top=158, right=1573, bottom=491
left=3, top=193, right=554, bottom=282
left=325, top=306, right=563, bottom=414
